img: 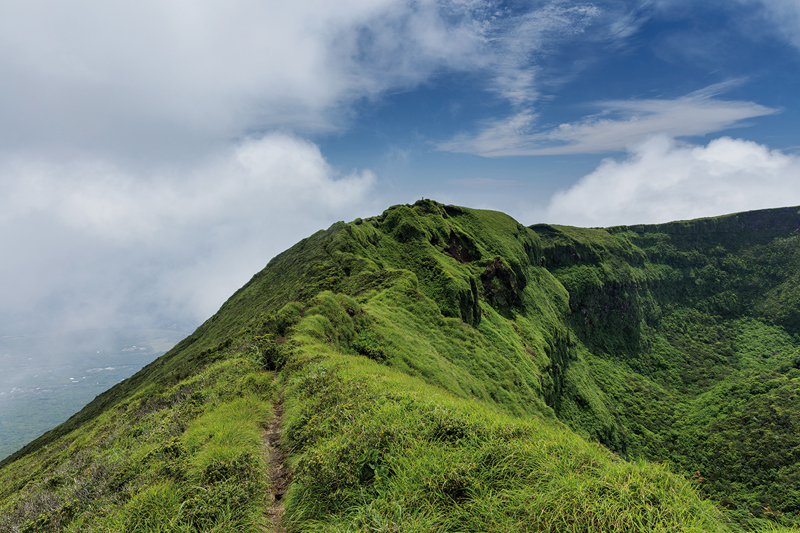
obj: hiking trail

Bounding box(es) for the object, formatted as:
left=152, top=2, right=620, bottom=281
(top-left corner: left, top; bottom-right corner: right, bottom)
left=264, top=399, right=291, bottom=532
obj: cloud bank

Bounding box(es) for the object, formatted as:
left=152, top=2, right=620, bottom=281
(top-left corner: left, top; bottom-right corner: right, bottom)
left=539, top=135, right=800, bottom=227
left=0, top=0, right=616, bottom=164
left=0, top=0, right=795, bottom=337
left=0, top=134, right=377, bottom=335
left=0, top=0, right=512, bottom=334
left=0, top=0, right=498, bottom=161
left=0, top=0, right=616, bottom=334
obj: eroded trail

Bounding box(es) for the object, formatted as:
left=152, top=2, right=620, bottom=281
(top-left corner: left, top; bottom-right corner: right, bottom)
left=264, top=399, right=291, bottom=532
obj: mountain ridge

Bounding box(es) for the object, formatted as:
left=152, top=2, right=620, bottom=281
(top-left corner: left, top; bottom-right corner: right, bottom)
left=2, top=200, right=799, bottom=531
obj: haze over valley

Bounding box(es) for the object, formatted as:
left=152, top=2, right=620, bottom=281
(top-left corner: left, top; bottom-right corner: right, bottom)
left=0, top=328, right=187, bottom=459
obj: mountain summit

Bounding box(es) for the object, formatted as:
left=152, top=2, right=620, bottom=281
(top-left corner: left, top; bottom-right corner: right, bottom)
left=2, top=199, right=800, bottom=531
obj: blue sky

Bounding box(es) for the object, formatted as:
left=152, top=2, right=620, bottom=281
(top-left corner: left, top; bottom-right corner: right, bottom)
left=313, top=0, right=800, bottom=218
left=1, top=0, right=800, bottom=335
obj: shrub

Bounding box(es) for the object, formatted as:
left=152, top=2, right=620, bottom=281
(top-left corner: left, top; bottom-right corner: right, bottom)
left=117, top=482, right=181, bottom=533
left=352, top=332, right=387, bottom=363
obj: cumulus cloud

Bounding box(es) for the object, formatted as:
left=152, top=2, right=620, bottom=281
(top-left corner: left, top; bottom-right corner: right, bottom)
left=0, top=0, right=610, bottom=164
left=437, top=83, right=777, bottom=156
left=0, top=0, right=617, bottom=335
left=0, top=134, right=378, bottom=334
left=537, top=135, right=800, bottom=227
left=0, top=0, right=515, bottom=335
left=0, top=0, right=496, bottom=160
left=0, top=0, right=788, bottom=338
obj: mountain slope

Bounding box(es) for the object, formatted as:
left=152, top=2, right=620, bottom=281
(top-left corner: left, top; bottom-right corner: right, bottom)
left=534, top=207, right=800, bottom=526
left=1, top=200, right=799, bottom=531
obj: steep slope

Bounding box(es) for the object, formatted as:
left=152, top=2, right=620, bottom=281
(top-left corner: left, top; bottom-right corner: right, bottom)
left=0, top=200, right=797, bottom=531
left=533, top=207, right=800, bottom=527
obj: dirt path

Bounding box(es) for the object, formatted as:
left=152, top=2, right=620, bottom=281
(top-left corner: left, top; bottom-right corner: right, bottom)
left=264, top=400, right=291, bottom=532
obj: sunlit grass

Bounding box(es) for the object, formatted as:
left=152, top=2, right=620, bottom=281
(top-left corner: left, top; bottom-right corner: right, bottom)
left=4, top=200, right=800, bottom=531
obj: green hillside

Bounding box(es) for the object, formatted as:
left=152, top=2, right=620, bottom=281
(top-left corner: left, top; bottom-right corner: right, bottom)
left=2, top=200, right=799, bottom=532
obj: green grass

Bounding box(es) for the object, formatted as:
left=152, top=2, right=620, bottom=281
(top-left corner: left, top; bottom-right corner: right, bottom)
left=276, top=295, right=729, bottom=532
left=536, top=206, right=800, bottom=528
left=0, top=351, right=274, bottom=532
left=4, top=200, right=800, bottom=531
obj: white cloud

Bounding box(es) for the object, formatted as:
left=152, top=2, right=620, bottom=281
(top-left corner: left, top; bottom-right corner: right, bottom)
left=0, top=0, right=517, bottom=335
left=436, top=83, right=777, bottom=156
left=750, top=0, right=800, bottom=51
left=0, top=0, right=619, bottom=166
left=0, top=134, right=378, bottom=334
left=537, top=135, right=800, bottom=227
left=0, top=0, right=497, bottom=160
left=437, top=110, right=540, bottom=157
left=0, top=0, right=608, bottom=163
left=2, top=0, right=790, bottom=339
left=486, top=5, right=601, bottom=107
left=0, top=0, right=613, bottom=337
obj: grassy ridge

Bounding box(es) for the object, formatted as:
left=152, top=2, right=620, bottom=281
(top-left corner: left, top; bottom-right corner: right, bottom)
left=2, top=200, right=800, bottom=531
left=278, top=291, right=728, bottom=532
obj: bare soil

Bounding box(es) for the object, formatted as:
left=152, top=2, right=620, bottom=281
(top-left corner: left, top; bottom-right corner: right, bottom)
left=264, top=400, right=291, bottom=532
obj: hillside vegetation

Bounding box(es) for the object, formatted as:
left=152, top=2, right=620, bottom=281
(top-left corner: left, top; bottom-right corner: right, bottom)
left=1, top=200, right=799, bottom=532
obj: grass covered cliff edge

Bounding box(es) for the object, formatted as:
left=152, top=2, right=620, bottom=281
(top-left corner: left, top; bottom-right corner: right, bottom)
left=2, top=199, right=800, bottom=532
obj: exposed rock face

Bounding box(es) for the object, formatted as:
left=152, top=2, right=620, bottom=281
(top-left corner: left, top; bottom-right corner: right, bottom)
left=480, top=258, right=523, bottom=312
left=458, top=276, right=481, bottom=327
left=444, top=229, right=480, bottom=264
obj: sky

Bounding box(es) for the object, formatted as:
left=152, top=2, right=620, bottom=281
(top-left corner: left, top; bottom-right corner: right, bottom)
left=2, top=0, right=800, bottom=337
